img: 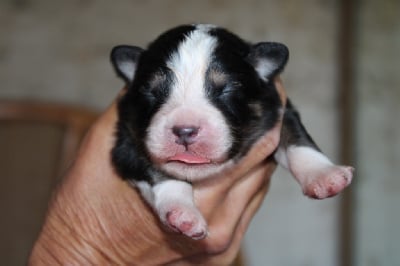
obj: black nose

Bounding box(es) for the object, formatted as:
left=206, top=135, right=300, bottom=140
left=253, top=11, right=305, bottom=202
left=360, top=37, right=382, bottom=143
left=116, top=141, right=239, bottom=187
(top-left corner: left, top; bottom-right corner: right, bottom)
left=172, top=126, right=199, bottom=146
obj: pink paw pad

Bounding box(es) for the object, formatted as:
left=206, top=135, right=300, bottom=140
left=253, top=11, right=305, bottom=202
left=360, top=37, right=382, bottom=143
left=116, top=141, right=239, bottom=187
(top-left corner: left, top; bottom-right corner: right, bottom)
left=165, top=209, right=208, bottom=240
left=303, top=165, right=354, bottom=199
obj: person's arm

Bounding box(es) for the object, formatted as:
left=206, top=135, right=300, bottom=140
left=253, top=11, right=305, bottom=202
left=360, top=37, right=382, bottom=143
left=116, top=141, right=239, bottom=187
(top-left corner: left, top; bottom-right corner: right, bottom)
left=29, top=78, right=286, bottom=265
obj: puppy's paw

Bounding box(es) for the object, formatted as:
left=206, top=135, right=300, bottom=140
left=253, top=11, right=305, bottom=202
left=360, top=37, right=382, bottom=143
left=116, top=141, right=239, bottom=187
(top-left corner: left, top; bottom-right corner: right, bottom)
left=159, top=204, right=208, bottom=240
left=302, top=165, right=354, bottom=199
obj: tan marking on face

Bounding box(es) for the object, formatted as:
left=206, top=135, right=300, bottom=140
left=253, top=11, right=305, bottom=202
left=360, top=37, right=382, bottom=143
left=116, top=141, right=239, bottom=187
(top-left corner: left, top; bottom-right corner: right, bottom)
left=209, top=70, right=228, bottom=87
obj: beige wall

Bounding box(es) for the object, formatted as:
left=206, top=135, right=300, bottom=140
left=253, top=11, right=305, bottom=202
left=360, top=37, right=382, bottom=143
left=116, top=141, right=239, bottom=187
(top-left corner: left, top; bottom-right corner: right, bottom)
left=2, top=1, right=398, bottom=265
left=0, top=1, right=341, bottom=265
left=354, top=1, right=400, bottom=265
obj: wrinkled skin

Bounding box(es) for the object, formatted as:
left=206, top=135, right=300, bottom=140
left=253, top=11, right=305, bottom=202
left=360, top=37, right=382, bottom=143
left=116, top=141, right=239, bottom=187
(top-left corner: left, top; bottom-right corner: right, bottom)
left=28, top=78, right=286, bottom=265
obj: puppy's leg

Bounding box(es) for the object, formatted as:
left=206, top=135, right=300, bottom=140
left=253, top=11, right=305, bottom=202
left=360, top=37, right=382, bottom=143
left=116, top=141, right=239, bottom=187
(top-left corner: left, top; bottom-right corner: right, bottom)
left=274, top=100, right=354, bottom=199
left=136, top=180, right=208, bottom=240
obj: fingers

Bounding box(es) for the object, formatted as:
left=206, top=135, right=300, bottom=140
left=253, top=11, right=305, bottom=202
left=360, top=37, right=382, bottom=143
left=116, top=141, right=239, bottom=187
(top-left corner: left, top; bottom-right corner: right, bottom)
left=182, top=160, right=275, bottom=266
left=193, top=113, right=282, bottom=207
left=184, top=162, right=273, bottom=264
left=190, top=160, right=273, bottom=254
left=232, top=120, right=281, bottom=178
left=212, top=174, right=270, bottom=264
left=192, top=76, right=286, bottom=238
left=185, top=78, right=287, bottom=262
left=208, top=179, right=270, bottom=265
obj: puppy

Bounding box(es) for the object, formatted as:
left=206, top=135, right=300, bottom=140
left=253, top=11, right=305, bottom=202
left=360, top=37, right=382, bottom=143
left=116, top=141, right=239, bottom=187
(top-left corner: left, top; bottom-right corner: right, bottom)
left=110, top=24, right=354, bottom=240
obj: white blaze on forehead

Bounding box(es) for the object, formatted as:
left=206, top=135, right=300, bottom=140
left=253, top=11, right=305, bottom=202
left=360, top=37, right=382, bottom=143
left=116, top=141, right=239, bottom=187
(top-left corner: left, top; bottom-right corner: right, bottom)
left=167, top=28, right=217, bottom=102
left=144, top=26, right=233, bottom=179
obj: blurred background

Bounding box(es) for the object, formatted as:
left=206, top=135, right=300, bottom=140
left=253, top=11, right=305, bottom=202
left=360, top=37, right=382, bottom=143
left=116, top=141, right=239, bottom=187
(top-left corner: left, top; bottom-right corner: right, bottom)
left=0, top=0, right=399, bottom=265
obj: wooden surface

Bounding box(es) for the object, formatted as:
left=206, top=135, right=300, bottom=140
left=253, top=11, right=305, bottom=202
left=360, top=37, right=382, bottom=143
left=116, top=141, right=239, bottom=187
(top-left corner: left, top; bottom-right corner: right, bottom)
left=0, top=100, right=98, bottom=265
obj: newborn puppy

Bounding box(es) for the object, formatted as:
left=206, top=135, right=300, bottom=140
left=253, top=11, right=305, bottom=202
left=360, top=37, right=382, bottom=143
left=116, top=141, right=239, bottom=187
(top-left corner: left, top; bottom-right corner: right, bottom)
left=110, top=24, right=353, bottom=240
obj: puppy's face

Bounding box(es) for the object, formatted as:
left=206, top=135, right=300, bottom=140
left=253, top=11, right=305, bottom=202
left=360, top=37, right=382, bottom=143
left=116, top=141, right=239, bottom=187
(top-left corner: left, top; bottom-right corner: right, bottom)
left=112, top=24, right=288, bottom=181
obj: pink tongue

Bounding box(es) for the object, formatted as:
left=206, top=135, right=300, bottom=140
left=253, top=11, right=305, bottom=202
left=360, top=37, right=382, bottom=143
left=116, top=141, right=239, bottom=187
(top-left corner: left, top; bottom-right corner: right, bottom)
left=168, top=153, right=211, bottom=164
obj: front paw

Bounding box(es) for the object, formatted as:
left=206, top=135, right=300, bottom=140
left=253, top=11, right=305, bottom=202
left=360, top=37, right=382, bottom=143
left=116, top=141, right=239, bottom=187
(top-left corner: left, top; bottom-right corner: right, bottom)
left=159, top=203, right=208, bottom=240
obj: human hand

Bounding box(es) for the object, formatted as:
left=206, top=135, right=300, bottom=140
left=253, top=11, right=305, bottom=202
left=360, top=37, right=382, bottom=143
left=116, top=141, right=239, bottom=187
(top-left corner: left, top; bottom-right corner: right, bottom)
left=29, top=78, right=286, bottom=265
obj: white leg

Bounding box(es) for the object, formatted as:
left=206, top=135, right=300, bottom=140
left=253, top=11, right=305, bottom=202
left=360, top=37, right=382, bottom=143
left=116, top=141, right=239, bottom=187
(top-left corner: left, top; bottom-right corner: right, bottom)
left=275, top=146, right=354, bottom=199
left=138, top=180, right=208, bottom=240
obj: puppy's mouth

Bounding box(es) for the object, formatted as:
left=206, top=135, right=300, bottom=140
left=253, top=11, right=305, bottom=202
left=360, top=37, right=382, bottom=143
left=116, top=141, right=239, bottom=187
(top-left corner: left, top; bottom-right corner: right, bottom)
left=167, top=152, right=211, bottom=164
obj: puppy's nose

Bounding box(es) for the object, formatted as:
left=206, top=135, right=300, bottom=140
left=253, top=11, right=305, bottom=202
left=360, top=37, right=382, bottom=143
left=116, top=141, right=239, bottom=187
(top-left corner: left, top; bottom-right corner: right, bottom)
left=172, top=126, right=199, bottom=146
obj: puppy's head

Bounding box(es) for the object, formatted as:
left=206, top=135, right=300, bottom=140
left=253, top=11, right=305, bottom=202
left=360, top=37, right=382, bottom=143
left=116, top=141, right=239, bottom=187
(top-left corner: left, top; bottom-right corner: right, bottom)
left=111, top=24, right=288, bottom=181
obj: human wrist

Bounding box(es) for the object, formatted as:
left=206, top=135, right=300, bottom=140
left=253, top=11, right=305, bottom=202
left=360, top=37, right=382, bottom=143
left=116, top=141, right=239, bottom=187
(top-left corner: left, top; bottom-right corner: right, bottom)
left=28, top=185, right=116, bottom=265
left=29, top=170, right=183, bottom=265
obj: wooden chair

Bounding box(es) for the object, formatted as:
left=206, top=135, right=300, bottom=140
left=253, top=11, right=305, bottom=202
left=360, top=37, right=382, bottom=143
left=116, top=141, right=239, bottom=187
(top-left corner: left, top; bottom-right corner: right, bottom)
left=0, top=100, right=98, bottom=266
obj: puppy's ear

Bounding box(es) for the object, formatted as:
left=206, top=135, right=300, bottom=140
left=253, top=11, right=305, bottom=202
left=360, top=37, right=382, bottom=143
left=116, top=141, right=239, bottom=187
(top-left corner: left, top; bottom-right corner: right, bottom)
left=248, top=42, right=289, bottom=81
left=111, top=45, right=144, bottom=84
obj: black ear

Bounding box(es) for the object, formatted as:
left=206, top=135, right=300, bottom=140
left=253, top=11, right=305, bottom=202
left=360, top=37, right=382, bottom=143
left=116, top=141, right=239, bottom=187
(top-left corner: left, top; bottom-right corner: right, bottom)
left=110, top=45, right=144, bottom=84
left=248, top=42, right=289, bottom=81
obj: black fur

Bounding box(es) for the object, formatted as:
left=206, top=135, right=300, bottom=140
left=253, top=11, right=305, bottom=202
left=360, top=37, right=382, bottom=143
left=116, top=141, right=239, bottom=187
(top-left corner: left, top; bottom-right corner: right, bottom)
left=112, top=25, right=197, bottom=183
left=111, top=24, right=318, bottom=185
left=280, top=100, right=320, bottom=151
